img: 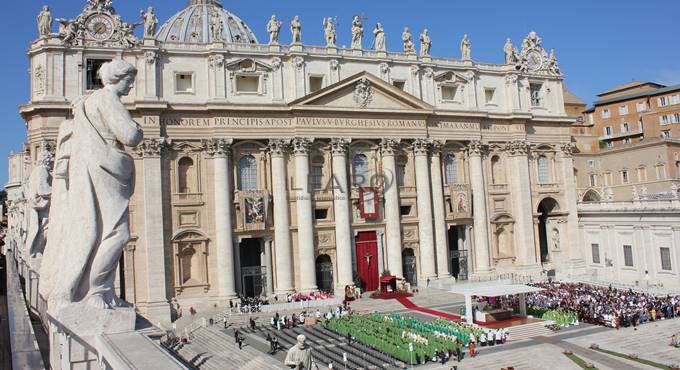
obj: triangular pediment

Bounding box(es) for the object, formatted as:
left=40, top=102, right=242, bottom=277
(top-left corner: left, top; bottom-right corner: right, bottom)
left=290, top=72, right=433, bottom=112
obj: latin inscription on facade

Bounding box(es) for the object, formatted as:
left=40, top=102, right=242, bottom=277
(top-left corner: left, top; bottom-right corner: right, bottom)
left=143, top=116, right=427, bottom=129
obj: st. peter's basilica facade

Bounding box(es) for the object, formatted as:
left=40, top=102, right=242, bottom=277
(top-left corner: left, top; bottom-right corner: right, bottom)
left=7, top=0, right=582, bottom=324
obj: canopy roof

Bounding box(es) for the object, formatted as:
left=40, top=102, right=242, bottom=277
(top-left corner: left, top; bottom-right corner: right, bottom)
left=449, top=283, right=544, bottom=297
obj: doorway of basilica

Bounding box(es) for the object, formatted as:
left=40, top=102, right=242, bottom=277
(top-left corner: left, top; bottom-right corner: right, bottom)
left=448, top=226, right=468, bottom=280
left=239, top=238, right=266, bottom=297
left=354, top=231, right=378, bottom=291
left=402, top=248, right=417, bottom=287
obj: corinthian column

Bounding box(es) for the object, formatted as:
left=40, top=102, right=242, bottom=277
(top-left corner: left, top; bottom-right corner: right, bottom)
left=413, top=139, right=436, bottom=280
left=293, top=138, right=317, bottom=291
left=136, top=138, right=171, bottom=325
left=379, top=139, right=403, bottom=277
left=330, top=138, right=354, bottom=289
left=268, top=139, right=294, bottom=293
left=467, top=140, right=491, bottom=273
left=204, top=138, right=237, bottom=299
left=430, top=141, right=450, bottom=278
left=559, top=143, right=583, bottom=265
left=505, top=140, right=537, bottom=267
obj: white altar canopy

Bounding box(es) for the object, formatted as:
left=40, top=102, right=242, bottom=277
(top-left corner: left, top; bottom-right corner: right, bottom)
left=449, top=284, right=545, bottom=323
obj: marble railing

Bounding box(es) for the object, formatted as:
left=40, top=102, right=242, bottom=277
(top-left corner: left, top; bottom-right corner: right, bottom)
left=578, top=199, right=680, bottom=212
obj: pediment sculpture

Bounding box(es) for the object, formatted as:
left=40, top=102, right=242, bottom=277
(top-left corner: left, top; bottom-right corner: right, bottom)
left=514, top=31, right=561, bottom=76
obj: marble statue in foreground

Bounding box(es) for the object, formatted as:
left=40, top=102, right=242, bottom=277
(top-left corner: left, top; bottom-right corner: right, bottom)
left=25, top=146, right=53, bottom=263
left=40, top=59, right=143, bottom=312
left=285, top=334, right=318, bottom=370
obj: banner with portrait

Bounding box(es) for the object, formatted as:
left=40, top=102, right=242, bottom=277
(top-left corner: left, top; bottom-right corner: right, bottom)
left=241, top=190, right=268, bottom=230
left=359, top=187, right=379, bottom=219
left=450, top=184, right=471, bottom=218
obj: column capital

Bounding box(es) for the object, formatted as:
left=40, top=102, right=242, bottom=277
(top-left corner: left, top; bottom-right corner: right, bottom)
left=412, top=138, right=431, bottom=156
left=292, top=137, right=314, bottom=156
left=430, top=140, right=445, bottom=156
left=466, top=140, right=487, bottom=157
left=379, top=138, right=401, bottom=156
left=559, top=142, right=576, bottom=157
left=330, top=138, right=351, bottom=156
left=503, top=140, right=529, bottom=156
left=202, top=138, right=233, bottom=157
left=267, top=139, right=291, bottom=157
left=135, top=138, right=169, bottom=158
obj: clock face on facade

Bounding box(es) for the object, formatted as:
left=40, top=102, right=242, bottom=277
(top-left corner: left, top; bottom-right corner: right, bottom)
left=86, top=14, right=114, bottom=40
left=526, top=50, right=543, bottom=71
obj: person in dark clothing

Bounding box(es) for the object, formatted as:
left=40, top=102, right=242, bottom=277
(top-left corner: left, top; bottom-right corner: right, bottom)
left=250, top=317, right=256, bottom=330
left=455, top=340, right=464, bottom=362
left=266, top=333, right=274, bottom=354
left=272, top=336, right=279, bottom=353
left=346, top=332, right=352, bottom=345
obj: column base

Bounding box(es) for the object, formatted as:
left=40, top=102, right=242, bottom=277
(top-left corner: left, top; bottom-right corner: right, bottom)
left=139, top=300, right=172, bottom=328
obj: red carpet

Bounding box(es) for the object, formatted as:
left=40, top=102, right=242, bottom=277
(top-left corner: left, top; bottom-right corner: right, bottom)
left=395, top=296, right=463, bottom=321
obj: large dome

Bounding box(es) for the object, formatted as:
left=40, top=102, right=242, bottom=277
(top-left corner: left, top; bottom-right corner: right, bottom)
left=156, top=0, right=258, bottom=44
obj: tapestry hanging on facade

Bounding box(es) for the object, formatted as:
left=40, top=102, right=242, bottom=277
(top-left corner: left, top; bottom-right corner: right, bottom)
left=241, top=190, right=267, bottom=230
left=450, top=184, right=471, bottom=218
left=359, top=187, right=379, bottom=219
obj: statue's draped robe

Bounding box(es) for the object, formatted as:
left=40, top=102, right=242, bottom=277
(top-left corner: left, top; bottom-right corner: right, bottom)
left=26, top=164, right=51, bottom=257
left=41, top=89, right=143, bottom=308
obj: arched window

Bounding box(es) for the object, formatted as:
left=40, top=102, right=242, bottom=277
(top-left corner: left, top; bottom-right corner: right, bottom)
left=177, top=157, right=195, bottom=193
left=352, top=154, right=369, bottom=187
left=491, top=155, right=504, bottom=184
left=238, top=155, right=257, bottom=190
left=537, top=155, right=550, bottom=183
left=444, top=154, right=458, bottom=184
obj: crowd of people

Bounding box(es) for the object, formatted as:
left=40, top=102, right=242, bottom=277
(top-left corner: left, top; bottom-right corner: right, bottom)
left=269, top=304, right=352, bottom=330
left=229, top=296, right=269, bottom=313
left=526, top=282, right=680, bottom=328
left=286, top=291, right=334, bottom=302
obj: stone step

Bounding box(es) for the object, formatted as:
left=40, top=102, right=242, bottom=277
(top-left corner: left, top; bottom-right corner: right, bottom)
left=505, top=322, right=554, bottom=342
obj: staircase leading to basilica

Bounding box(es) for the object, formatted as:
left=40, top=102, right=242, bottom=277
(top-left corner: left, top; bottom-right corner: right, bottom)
left=167, top=326, right=285, bottom=370
left=241, top=324, right=404, bottom=369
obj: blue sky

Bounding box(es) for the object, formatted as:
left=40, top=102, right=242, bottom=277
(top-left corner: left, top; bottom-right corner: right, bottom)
left=1, top=0, right=679, bottom=187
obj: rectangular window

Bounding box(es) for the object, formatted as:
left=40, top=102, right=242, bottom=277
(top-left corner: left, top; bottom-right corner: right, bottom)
left=660, top=115, right=670, bottom=125
left=623, top=245, right=634, bottom=267
left=86, top=59, right=111, bottom=90
left=662, top=130, right=672, bottom=139
left=591, top=243, right=601, bottom=264
left=236, top=75, right=260, bottom=93
left=658, top=96, right=668, bottom=107
left=530, top=84, right=542, bottom=107
left=671, top=94, right=680, bottom=105
left=441, top=85, right=456, bottom=101
left=621, top=122, right=629, bottom=132
left=672, top=113, right=680, bottom=124
left=637, top=167, right=647, bottom=182
left=175, top=73, right=194, bottom=93
left=484, top=88, right=496, bottom=104
left=619, top=105, right=629, bottom=115
left=601, top=109, right=611, bottom=119
left=314, top=209, right=329, bottom=220
left=393, top=80, right=406, bottom=91
left=604, top=126, right=612, bottom=136
left=656, top=165, right=666, bottom=179
left=396, top=164, right=406, bottom=187
left=636, top=101, right=647, bottom=112
left=587, top=160, right=595, bottom=168
left=589, top=174, right=597, bottom=187
left=660, top=247, right=672, bottom=271
left=310, top=165, right=323, bottom=189
left=621, top=170, right=629, bottom=184
left=309, top=75, right=324, bottom=93
left=588, top=114, right=594, bottom=124
left=400, top=205, right=412, bottom=216
left=603, top=172, right=612, bottom=186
